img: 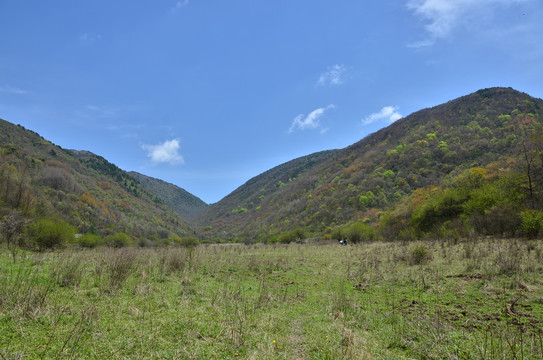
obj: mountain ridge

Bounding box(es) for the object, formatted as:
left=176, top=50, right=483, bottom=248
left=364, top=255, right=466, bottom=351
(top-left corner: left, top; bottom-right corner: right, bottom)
left=2, top=86, right=543, bottom=243
left=200, top=87, right=543, bottom=240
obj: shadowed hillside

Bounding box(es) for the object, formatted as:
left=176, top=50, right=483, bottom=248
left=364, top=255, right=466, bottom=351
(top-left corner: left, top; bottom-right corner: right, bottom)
left=129, top=171, right=208, bottom=221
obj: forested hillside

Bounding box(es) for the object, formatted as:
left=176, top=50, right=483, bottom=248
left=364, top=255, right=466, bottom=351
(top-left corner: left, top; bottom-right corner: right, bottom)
left=198, top=150, right=338, bottom=240
left=201, top=87, right=543, bottom=241
left=0, top=119, right=194, bottom=247
left=129, top=171, right=208, bottom=221
left=2, top=87, right=543, bottom=247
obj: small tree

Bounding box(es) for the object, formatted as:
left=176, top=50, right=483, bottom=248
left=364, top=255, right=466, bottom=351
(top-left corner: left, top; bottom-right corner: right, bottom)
left=521, top=210, right=543, bottom=239
left=0, top=210, right=27, bottom=262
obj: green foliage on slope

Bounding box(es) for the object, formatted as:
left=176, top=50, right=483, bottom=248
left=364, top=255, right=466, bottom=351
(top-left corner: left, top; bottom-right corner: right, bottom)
left=201, top=87, right=543, bottom=240
left=0, top=119, right=193, bottom=244
left=198, top=150, right=339, bottom=239
left=3, top=87, right=543, bottom=245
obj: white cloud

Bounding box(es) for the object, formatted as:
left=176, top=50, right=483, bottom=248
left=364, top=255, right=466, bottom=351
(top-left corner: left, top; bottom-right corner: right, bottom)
left=407, top=0, right=527, bottom=47
left=363, top=106, right=402, bottom=125
left=0, top=85, right=27, bottom=95
left=142, top=139, right=185, bottom=165
left=288, top=104, right=335, bottom=134
left=317, top=64, right=346, bottom=86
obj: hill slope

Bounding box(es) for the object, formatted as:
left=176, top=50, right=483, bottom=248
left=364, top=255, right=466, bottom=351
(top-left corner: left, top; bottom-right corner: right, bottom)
left=201, top=87, right=543, bottom=239
left=0, top=119, right=194, bottom=241
left=129, top=171, right=208, bottom=221
left=198, top=149, right=339, bottom=239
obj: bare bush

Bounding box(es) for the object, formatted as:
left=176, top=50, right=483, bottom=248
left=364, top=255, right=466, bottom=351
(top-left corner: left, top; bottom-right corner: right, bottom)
left=407, top=242, right=432, bottom=265
left=52, top=253, right=85, bottom=288
left=103, top=248, right=140, bottom=291
left=41, top=166, right=83, bottom=194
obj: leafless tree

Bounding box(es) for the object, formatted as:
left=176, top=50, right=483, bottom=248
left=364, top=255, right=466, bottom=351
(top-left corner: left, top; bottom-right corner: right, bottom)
left=0, top=210, right=27, bottom=262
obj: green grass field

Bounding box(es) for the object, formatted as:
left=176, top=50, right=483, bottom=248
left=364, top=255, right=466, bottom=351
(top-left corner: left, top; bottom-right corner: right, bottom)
left=1, top=239, right=543, bottom=359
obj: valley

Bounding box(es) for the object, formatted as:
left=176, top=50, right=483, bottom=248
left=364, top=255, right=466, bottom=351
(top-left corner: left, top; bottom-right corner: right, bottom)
left=2, top=87, right=543, bottom=358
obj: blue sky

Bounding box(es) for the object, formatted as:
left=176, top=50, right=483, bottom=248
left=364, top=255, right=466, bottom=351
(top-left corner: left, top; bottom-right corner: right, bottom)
left=1, top=1, right=542, bottom=203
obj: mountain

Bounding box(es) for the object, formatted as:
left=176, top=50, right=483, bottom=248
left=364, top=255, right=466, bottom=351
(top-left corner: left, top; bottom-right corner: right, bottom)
left=128, top=171, right=208, bottom=221
left=200, top=87, right=543, bottom=240
left=0, top=119, right=195, bottom=241
left=3, top=87, right=542, bottom=244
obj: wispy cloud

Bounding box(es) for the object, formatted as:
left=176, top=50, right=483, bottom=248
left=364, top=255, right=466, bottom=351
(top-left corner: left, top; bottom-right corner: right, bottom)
left=407, top=0, right=527, bottom=47
left=142, top=139, right=184, bottom=165
left=171, top=0, right=189, bottom=12
left=84, top=105, right=117, bottom=118
left=108, top=123, right=146, bottom=139
left=288, top=104, right=335, bottom=134
left=0, top=85, right=27, bottom=95
left=79, top=33, right=102, bottom=43
left=317, top=64, right=346, bottom=86
left=363, top=106, right=402, bottom=125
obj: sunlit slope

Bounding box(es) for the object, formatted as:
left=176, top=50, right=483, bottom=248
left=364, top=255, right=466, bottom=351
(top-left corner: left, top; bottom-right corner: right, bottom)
left=201, top=87, right=543, bottom=239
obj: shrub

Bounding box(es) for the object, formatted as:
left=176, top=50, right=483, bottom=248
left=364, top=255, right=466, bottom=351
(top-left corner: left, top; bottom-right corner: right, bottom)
left=105, top=232, right=132, bottom=248
left=347, top=222, right=378, bottom=243
left=469, top=207, right=520, bottom=237
left=521, top=210, right=543, bottom=239
left=180, top=236, right=199, bottom=248
left=379, top=211, right=409, bottom=241
left=277, top=231, right=295, bottom=244
left=54, top=254, right=85, bottom=287
left=26, top=219, right=76, bottom=250
left=77, top=233, right=104, bottom=248
left=158, top=248, right=187, bottom=275
left=408, top=243, right=432, bottom=265
left=168, top=234, right=181, bottom=245
left=330, top=227, right=345, bottom=241
left=278, top=228, right=306, bottom=244
left=104, top=248, right=140, bottom=290
left=410, top=188, right=467, bottom=234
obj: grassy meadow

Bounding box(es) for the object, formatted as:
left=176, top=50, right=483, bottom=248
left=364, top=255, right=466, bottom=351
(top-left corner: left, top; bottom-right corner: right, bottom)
left=1, top=239, right=543, bottom=359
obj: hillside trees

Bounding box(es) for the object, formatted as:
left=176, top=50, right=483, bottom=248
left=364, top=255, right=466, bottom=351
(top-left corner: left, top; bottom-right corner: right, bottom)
left=4, top=89, right=543, bottom=244
left=384, top=166, right=536, bottom=239
left=0, top=161, right=33, bottom=213
left=1, top=119, right=194, bottom=245
left=521, top=123, right=543, bottom=209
